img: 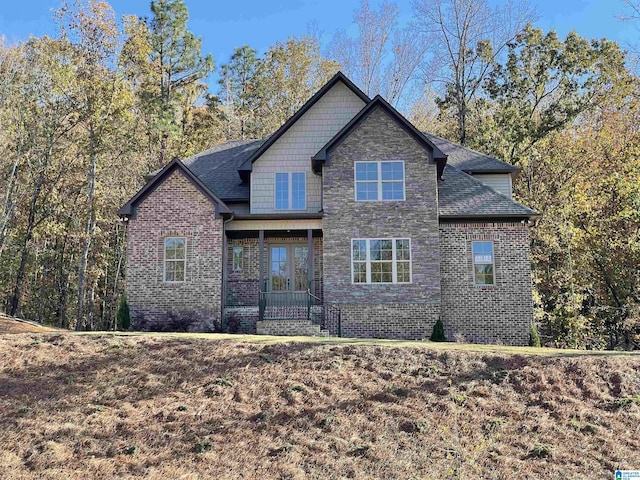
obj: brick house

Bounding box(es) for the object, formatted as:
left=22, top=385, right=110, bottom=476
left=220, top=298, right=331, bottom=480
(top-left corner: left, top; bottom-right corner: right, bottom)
left=119, top=72, right=536, bottom=345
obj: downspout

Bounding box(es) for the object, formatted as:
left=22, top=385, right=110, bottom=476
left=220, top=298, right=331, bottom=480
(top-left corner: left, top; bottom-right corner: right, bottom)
left=220, top=211, right=234, bottom=331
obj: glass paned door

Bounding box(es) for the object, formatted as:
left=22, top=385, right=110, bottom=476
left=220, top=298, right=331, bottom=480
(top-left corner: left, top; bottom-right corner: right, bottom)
left=293, top=246, right=309, bottom=291
left=269, top=245, right=308, bottom=292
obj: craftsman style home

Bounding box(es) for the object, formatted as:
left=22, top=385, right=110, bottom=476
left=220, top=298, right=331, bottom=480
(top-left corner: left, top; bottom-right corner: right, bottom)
left=119, top=72, right=536, bottom=345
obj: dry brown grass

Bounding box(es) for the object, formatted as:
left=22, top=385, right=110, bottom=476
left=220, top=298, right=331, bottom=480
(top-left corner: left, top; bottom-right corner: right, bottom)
left=0, top=315, right=56, bottom=333
left=1, top=333, right=639, bottom=479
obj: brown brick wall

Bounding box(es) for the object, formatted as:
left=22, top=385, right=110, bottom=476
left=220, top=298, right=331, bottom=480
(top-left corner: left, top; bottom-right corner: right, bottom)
left=439, top=221, right=533, bottom=345
left=125, top=169, right=223, bottom=331
left=323, top=107, right=440, bottom=305
left=321, top=105, right=441, bottom=338
left=339, top=303, right=440, bottom=339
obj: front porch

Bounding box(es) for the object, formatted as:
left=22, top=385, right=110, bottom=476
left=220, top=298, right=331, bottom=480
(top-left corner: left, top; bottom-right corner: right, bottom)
left=222, top=220, right=340, bottom=336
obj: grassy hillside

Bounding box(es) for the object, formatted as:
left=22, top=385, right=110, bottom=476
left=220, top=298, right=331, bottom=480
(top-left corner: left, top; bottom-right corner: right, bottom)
left=1, top=333, right=639, bottom=479
left=0, top=314, right=57, bottom=333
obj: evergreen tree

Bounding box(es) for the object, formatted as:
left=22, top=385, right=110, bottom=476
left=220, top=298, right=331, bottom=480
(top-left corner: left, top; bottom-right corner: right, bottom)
left=146, top=0, right=214, bottom=166
left=430, top=319, right=446, bottom=342
left=116, top=294, right=130, bottom=330
left=218, top=45, right=265, bottom=139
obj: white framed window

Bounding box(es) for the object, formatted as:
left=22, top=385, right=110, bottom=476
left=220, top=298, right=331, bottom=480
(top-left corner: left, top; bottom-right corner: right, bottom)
left=472, top=241, right=495, bottom=285
left=274, top=172, right=306, bottom=210
left=354, top=161, right=405, bottom=201
left=164, top=237, right=186, bottom=283
left=351, top=238, right=411, bottom=284
left=233, top=246, right=243, bottom=271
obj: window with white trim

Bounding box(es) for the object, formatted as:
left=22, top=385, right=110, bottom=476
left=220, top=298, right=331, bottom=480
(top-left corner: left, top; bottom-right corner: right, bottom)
left=354, top=161, right=405, bottom=201
left=352, top=238, right=411, bottom=284
left=472, top=241, right=494, bottom=285
left=233, top=246, right=243, bottom=271
left=275, top=172, right=306, bottom=210
left=164, top=237, right=185, bottom=282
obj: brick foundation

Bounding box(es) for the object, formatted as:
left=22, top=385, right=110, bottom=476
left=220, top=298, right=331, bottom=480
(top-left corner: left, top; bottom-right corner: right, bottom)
left=256, top=320, right=327, bottom=336
left=338, top=303, right=440, bottom=339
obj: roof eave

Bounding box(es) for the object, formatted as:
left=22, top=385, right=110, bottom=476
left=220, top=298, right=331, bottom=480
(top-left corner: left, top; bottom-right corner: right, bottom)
left=439, top=212, right=538, bottom=221
left=465, top=167, right=521, bottom=174
left=232, top=213, right=324, bottom=220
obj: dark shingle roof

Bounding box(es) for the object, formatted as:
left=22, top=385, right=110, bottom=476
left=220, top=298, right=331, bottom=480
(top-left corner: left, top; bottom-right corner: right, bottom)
left=423, top=133, right=518, bottom=173
left=438, top=165, right=536, bottom=218
left=182, top=139, right=264, bottom=200
left=176, top=138, right=534, bottom=218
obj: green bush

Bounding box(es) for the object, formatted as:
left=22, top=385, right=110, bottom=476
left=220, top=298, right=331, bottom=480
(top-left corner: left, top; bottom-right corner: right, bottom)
left=116, top=294, right=130, bottom=330
left=529, top=322, right=541, bottom=347
left=430, top=318, right=446, bottom=342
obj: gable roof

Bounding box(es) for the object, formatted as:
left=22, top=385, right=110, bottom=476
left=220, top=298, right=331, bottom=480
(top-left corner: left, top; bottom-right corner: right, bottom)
left=423, top=133, right=519, bottom=174
left=118, top=158, right=232, bottom=217
left=312, top=95, right=447, bottom=172
left=238, top=71, right=370, bottom=174
left=438, top=165, right=536, bottom=218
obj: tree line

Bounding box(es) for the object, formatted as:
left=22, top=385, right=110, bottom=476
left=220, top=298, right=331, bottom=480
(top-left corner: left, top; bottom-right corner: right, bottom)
left=0, top=0, right=638, bottom=348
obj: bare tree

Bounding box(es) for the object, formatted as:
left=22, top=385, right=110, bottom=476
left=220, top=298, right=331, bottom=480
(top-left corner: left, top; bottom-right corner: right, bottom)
left=618, top=1, right=640, bottom=72
left=329, top=0, right=427, bottom=107
left=620, top=0, right=640, bottom=20
left=412, top=0, right=536, bottom=144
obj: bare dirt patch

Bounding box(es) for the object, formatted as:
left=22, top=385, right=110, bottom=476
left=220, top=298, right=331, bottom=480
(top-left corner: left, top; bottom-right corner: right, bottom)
left=1, top=333, right=639, bottom=479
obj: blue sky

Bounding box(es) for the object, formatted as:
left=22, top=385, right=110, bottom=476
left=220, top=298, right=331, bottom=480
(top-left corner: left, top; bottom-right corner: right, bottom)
left=1, top=0, right=637, bottom=89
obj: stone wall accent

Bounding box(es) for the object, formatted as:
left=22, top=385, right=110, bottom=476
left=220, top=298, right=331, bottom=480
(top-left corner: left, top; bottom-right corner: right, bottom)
left=225, top=236, right=323, bottom=305
left=323, top=106, right=440, bottom=305
left=439, top=221, right=533, bottom=345
left=322, top=105, right=441, bottom=336
left=126, top=169, right=223, bottom=331
left=339, top=303, right=440, bottom=339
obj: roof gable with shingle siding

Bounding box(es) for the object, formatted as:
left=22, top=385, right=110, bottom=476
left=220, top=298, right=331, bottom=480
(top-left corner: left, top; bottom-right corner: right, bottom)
left=249, top=79, right=367, bottom=213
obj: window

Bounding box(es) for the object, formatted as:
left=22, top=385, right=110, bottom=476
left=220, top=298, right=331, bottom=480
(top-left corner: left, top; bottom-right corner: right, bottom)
left=233, top=246, right=243, bottom=271
left=275, top=172, right=306, bottom=210
left=472, top=241, right=494, bottom=285
left=351, top=238, right=411, bottom=284
left=355, top=161, right=405, bottom=201
left=164, top=237, right=185, bottom=282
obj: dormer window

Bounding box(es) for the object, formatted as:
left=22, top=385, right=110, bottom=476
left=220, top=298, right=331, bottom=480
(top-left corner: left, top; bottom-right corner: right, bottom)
left=274, top=172, right=306, bottom=210
left=354, top=161, right=405, bottom=201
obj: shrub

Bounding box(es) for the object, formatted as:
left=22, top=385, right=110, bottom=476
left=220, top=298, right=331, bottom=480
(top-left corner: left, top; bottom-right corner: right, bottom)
left=167, top=310, right=198, bottom=332
left=529, top=443, right=552, bottom=458
left=194, top=438, right=212, bottom=453
left=123, top=445, right=139, bottom=456
left=226, top=313, right=241, bottom=333
left=529, top=322, right=541, bottom=347
left=116, top=294, right=130, bottom=330
left=130, top=312, right=147, bottom=331
left=430, top=318, right=446, bottom=342
left=148, top=310, right=198, bottom=332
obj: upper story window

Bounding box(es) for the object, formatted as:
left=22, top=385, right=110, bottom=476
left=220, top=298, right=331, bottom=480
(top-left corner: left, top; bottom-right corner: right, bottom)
left=354, top=161, right=405, bottom=202
left=233, top=246, right=243, bottom=271
left=352, top=238, right=411, bottom=284
left=472, top=241, right=495, bottom=286
left=164, top=237, right=186, bottom=283
left=275, top=172, right=306, bottom=210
